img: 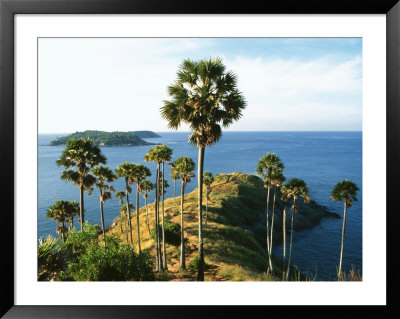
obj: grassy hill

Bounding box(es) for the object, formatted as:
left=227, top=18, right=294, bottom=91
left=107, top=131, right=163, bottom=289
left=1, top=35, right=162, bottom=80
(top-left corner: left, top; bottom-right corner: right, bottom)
left=105, top=172, right=338, bottom=281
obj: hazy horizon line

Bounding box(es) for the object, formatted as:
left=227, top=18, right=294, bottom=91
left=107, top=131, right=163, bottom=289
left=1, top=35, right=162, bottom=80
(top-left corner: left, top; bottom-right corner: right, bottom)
left=39, top=130, right=362, bottom=135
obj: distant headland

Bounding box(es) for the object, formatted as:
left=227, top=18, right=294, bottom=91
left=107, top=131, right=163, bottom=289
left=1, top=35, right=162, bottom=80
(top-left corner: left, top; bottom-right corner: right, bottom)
left=49, top=130, right=160, bottom=147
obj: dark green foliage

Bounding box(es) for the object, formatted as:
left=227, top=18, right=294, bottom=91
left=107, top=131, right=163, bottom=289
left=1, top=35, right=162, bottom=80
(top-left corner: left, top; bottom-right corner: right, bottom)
left=57, top=223, right=154, bottom=281
left=50, top=130, right=152, bottom=146
left=331, top=179, right=359, bottom=207
left=130, top=131, right=161, bottom=138
left=38, top=235, right=66, bottom=281
left=151, top=220, right=181, bottom=246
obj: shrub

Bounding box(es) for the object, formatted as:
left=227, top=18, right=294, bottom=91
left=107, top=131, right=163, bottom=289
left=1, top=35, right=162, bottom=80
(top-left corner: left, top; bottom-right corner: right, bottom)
left=60, top=222, right=154, bottom=281
left=151, top=220, right=181, bottom=246
left=38, top=235, right=66, bottom=281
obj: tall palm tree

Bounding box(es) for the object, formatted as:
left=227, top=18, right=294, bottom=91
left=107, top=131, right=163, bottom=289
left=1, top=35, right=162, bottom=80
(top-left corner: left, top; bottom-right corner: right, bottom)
left=115, top=162, right=135, bottom=245
left=203, top=171, right=214, bottom=226
left=169, top=163, right=179, bottom=214
left=130, top=164, right=152, bottom=253
left=56, top=138, right=106, bottom=231
left=172, top=157, right=195, bottom=269
left=92, top=165, right=116, bottom=246
left=144, top=145, right=167, bottom=271
left=141, top=180, right=154, bottom=234
left=256, top=153, right=284, bottom=277
left=331, top=180, right=359, bottom=279
left=158, top=145, right=173, bottom=269
left=46, top=200, right=79, bottom=242
left=161, top=57, right=246, bottom=280
left=115, top=190, right=126, bottom=238
left=269, top=171, right=285, bottom=260
left=281, top=178, right=310, bottom=280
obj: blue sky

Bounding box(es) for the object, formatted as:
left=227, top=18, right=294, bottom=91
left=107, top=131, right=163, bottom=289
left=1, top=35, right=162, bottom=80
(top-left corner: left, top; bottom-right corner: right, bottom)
left=38, top=38, right=362, bottom=133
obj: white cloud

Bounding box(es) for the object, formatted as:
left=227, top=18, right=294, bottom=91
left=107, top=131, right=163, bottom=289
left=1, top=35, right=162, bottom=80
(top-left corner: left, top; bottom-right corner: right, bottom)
left=222, top=55, right=362, bottom=131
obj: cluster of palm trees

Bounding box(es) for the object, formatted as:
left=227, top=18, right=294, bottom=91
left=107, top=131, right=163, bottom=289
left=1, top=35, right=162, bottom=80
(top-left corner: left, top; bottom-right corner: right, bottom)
left=50, top=137, right=211, bottom=275
left=46, top=200, right=79, bottom=242
left=256, top=152, right=359, bottom=280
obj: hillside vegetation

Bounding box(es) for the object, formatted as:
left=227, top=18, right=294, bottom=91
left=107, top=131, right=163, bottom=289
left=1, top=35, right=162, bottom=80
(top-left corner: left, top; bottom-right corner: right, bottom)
left=49, top=130, right=154, bottom=146
left=106, top=172, right=337, bottom=281
left=130, top=131, right=161, bottom=138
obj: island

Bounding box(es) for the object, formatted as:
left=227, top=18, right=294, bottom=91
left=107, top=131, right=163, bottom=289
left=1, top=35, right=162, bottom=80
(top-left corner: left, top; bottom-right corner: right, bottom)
left=49, top=130, right=156, bottom=147
left=130, top=131, right=161, bottom=138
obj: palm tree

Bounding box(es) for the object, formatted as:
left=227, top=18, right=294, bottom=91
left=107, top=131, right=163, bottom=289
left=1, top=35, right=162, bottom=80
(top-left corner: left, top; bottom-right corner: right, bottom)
left=115, top=162, right=135, bottom=245
left=172, top=157, right=195, bottom=269
left=92, top=165, right=116, bottom=246
left=56, top=138, right=106, bottom=231
left=331, top=180, right=359, bottom=279
left=161, top=57, right=246, bottom=280
left=130, top=164, right=152, bottom=253
left=169, top=163, right=179, bottom=214
left=65, top=200, right=80, bottom=232
left=141, top=180, right=154, bottom=234
left=157, top=145, right=173, bottom=269
left=281, top=178, right=310, bottom=280
left=203, top=171, right=214, bottom=226
left=144, top=145, right=167, bottom=271
left=115, top=190, right=126, bottom=238
left=269, top=171, right=285, bottom=261
left=256, top=153, right=284, bottom=277
left=46, top=200, right=79, bottom=242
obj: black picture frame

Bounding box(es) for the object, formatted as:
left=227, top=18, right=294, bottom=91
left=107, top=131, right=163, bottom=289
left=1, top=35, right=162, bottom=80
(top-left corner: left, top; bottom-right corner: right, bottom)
left=1, top=0, right=399, bottom=317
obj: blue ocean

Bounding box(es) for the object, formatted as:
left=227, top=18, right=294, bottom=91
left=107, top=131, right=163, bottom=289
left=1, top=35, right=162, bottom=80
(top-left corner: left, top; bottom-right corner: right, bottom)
left=38, top=131, right=362, bottom=281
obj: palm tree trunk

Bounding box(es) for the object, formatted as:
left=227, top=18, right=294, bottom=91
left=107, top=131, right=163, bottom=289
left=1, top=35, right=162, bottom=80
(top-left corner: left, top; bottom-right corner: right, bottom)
left=266, top=185, right=273, bottom=275
left=61, top=221, right=65, bottom=242
left=99, top=189, right=106, bottom=247
left=125, top=180, right=133, bottom=245
left=180, top=181, right=186, bottom=269
left=120, top=214, right=123, bottom=234
left=282, top=208, right=286, bottom=281
left=173, top=180, right=176, bottom=213
left=287, top=198, right=296, bottom=280
left=197, top=146, right=205, bottom=281
left=155, top=163, right=161, bottom=272
left=136, top=185, right=141, bottom=253
left=161, top=162, right=167, bottom=270
left=124, top=214, right=129, bottom=244
left=70, top=216, right=74, bottom=231
left=145, top=196, right=150, bottom=234
left=205, top=189, right=208, bottom=226
left=338, top=202, right=347, bottom=278
left=268, top=186, right=277, bottom=277
left=79, top=186, right=84, bottom=231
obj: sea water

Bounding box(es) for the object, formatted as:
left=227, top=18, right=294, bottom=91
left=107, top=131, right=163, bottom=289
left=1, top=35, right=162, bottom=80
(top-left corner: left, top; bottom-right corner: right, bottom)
left=38, top=131, right=362, bottom=280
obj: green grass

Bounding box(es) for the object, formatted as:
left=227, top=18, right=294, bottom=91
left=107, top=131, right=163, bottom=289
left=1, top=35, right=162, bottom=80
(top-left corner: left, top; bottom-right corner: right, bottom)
left=105, top=172, right=354, bottom=281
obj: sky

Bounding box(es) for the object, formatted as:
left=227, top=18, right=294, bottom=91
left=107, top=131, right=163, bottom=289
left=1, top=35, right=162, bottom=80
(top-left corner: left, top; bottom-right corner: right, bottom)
left=38, top=38, right=362, bottom=133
